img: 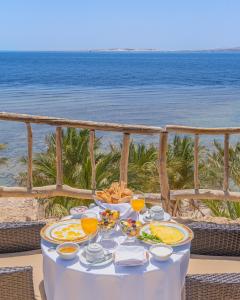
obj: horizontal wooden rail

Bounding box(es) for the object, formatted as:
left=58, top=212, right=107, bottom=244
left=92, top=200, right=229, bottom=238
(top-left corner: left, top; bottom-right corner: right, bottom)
left=171, top=189, right=240, bottom=202
left=5, top=113, right=240, bottom=135
left=0, top=112, right=163, bottom=135
left=166, top=125, right=240, bottom=135
left=1, top=185, right=240, bottom=203
left=0, top=185, right=162, bottom=205
left=0, top=185, right=93, bottom=199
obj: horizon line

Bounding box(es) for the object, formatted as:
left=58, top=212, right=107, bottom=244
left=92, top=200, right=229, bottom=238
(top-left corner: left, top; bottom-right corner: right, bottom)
left=0, top=47, right=240, bottom=53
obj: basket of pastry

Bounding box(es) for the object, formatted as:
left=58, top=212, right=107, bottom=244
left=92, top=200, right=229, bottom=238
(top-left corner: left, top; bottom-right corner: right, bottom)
left=95, top=182, right=133, bottom=204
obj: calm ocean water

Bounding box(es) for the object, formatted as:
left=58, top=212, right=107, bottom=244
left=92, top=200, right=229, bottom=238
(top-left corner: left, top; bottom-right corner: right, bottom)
left=1, top=51, right=240, bottom=184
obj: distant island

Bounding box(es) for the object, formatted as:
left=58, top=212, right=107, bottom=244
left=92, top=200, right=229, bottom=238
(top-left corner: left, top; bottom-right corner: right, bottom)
left=2, top=47, right=240, bottom=52
left=90, top=48, right=160, bottom=52
left=89, top=47, right=240, bottom=52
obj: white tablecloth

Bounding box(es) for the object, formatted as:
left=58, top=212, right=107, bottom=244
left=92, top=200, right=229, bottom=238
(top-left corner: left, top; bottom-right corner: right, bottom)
left=42, top=212, right=190, bottom=300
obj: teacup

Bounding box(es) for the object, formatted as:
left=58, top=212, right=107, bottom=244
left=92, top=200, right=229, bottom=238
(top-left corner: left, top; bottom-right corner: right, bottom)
left=85, top=243, right=105, bottom=262
left=150, top=205, right=164, bottom=220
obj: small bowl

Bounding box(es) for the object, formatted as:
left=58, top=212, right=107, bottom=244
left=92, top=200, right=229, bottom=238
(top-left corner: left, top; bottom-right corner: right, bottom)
left=120, top=219, right=143, bottom=238
left=149, top=244, right=173, bottom=262
left=56, top=242, right=80, bottom=260
left=70, top=206, right=88, bottom=219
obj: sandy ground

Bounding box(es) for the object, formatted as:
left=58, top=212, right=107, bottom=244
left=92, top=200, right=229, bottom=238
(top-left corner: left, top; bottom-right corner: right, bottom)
left=0, top=197, right=41, bottom=222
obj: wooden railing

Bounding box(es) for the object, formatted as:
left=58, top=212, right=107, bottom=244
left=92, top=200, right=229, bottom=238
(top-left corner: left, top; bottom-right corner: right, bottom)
left=1, top=112, right=240, bottom=214
left=166, top=125, right=240, bottom=205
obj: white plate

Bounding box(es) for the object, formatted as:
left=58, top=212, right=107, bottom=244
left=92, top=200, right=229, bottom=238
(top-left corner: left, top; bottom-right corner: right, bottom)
left=41, top=219, right=96, bottom=245
left=79, top=248, right=113, bottom=267
left=50, top=222, right=85, bottom=241
left=139, top=221, right=194, bottom=247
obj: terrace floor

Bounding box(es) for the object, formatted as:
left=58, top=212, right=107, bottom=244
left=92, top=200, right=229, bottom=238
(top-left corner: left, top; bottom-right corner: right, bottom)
left=1, top=250, right=240, bottom=300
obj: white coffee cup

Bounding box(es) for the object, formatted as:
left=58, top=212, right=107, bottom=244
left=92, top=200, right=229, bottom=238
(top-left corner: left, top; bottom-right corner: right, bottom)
left=85, top=243, right=105, bottom=262
left=150, top=205, right=164, bottom=220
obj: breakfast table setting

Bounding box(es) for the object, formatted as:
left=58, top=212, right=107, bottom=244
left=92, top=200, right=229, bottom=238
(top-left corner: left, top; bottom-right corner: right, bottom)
left=41, top=183, right=193, bottom=300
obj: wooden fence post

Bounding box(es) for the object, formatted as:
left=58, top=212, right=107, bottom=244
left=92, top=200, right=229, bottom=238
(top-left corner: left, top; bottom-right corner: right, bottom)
left=120, top=133, right=130, bottom=185
left=26, top=123, right=33, bottom=191
left=159, top=132, right=170, bottom=212
left=194, top=134, right=200, bottom=191
left=224, top=133, right=229, bottom=192
left=89, top=130, right=96, bottom=192
left=56, top=127, right=63, bottom=189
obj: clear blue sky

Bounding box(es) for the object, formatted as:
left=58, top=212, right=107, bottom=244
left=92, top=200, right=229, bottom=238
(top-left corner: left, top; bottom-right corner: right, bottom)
left=1, top=0, right=240, bottom=51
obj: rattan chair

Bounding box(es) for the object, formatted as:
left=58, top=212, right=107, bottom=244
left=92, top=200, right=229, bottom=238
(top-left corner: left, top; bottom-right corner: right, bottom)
left=184, top=222, right=240, bottom=299
left=0, top=266, right=35, bottom=300
left=0, top=221, right=46, bottom=299
left=187, top=221, right=240, bottom=256
left=0, top=221, right=46, bottom=254
left=186, top=273, right=240, bottom=300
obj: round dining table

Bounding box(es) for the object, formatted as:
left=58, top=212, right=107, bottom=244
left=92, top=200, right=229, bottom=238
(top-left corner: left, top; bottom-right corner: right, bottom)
left=42, top=209, right=190, bottom=300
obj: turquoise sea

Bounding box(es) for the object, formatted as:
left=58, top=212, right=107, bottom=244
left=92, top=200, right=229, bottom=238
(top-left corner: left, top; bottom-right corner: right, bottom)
left=1, top=51, right=240, bottom=183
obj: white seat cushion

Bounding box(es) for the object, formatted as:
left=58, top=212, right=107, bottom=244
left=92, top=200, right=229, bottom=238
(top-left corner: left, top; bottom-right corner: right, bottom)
left=189, top=254, right=240, bottom=274
left=0, top=250, right=45, bottom=300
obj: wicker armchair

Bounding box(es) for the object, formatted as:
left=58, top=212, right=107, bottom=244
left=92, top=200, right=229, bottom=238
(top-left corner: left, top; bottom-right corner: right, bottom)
left=0, top=266, right=35, bottom=300
left=186, top=273, right=240, bottom=300
left=0, top=221, right=46, bottom=299
left=187, top=221, right=240, bottom=256
left=184, top=222, right=240, bottom=299
left=0, top=221, right=46, bottom=254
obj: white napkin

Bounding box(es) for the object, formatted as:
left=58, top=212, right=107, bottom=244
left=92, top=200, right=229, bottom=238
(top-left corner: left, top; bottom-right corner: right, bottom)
left=114, top=245, right=147, bottom=266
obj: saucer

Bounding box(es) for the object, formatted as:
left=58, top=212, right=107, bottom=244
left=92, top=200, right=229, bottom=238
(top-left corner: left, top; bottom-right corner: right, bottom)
left=142, top=211, right=171, bottom=222
left=79, top=248, right=113, bottom=267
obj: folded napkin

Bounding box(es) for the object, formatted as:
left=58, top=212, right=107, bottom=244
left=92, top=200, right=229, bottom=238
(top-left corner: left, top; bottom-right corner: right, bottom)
left=114, top=245, right=147, bottom=266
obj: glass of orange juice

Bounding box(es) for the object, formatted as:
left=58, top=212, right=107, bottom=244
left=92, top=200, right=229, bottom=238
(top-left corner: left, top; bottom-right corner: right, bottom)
left=131, top=192, right=145, bottom=221
left=81, top=212, right=98, bottom=245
